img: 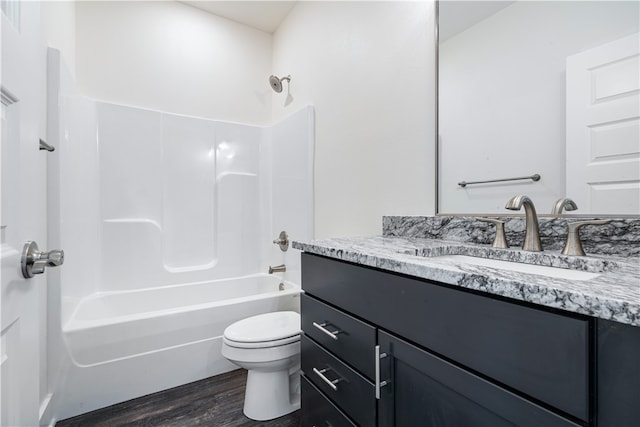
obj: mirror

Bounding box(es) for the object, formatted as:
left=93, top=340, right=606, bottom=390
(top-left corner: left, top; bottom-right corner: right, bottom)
left=437, top=1, right=639, bottom=216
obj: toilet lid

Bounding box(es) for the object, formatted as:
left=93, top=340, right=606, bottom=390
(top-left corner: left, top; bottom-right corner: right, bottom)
left=223, top=334, right=299, bottom=349
left=223, top=311, right=300, bottom=344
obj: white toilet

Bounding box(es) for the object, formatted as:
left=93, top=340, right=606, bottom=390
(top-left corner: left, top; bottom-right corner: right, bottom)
left=221, top=311, right=301, bottom=421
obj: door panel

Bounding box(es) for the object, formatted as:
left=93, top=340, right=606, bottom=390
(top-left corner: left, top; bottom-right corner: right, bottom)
left=566, top=33, right=640, bottom=214
left=1, top=1, right=48, bottom=425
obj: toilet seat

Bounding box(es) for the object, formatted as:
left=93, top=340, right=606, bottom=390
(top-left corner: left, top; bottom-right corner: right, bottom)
left=223, top=334, right=299, bottom=349
left=223, top=311, right=300, bottom=349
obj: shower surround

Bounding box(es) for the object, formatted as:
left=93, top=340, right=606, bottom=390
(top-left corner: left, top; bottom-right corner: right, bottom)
left=46, top=49, right=313, bottom=421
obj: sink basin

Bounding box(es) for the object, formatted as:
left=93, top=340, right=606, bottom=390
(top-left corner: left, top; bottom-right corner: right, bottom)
left=437, top=255, right=600, bottom=281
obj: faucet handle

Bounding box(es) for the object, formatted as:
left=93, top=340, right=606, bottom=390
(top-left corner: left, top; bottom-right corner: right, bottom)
left=477, top=218, right=509, bottom=249
left=273, top=231, right=289, bottom=252
left=561, top=219, right=611, bottom=256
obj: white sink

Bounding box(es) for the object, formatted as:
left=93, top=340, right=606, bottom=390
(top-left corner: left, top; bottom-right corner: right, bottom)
left=437, top=255, right=600, bottom=281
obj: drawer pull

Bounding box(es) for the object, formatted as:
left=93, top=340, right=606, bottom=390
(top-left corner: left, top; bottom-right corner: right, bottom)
left=375, top=345, right=389, bottom=399
left=313, top=322, right=341, bottom=340
left=313, top=367, right=342, bottom=391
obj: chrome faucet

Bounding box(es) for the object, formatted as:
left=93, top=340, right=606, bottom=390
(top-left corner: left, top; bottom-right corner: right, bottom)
left=505, top=195, right=542, bottom=252
left=268, top=264, right=286, bottom=274
left=552, top=198, right=578, bottom=215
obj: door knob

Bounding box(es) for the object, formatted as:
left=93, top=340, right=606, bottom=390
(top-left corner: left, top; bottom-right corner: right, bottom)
left=21, top=241, right=64, bottom=278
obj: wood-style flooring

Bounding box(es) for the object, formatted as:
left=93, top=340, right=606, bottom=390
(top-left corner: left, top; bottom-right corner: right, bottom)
left=56, top=369, right=301, bottom=427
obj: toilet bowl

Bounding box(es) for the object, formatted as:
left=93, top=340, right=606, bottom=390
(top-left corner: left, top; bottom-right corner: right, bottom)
left=221, top=311, right=301, bottom=421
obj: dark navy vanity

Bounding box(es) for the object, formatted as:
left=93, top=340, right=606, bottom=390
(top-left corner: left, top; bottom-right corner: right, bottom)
left=296, top=223, right=640, bottom=427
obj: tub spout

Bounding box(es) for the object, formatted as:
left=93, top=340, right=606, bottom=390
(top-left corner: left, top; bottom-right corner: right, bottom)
left=269, top=264, right=286, bottom=274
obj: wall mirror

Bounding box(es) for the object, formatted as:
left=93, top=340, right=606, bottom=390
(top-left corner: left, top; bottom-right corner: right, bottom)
left=437, top=1, right=639, bottom=216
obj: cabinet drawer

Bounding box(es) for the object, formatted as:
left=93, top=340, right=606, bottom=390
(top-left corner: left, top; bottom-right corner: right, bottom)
left=302, top=253, right=590, bottom=421
left=302, top=294, right=376, bottom=379
left=301, top=375, right=357, bottom=427
left=301, top=335, right=375, bottom=427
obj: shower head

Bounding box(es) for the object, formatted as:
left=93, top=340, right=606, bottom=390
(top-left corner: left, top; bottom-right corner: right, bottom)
left=269, top=75, right=291, bottom=93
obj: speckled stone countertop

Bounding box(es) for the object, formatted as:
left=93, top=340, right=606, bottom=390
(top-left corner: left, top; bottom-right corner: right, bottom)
left=293, top=236, right=640, bottom=327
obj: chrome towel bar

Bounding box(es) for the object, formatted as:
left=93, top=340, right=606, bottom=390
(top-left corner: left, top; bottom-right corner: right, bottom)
left=458, top=174, right=540, bottom=188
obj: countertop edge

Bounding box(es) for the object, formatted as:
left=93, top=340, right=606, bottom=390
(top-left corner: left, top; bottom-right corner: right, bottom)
left=293, top=237, right=640, bottom=327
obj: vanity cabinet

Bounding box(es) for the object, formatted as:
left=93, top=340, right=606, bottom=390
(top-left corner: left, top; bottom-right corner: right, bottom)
left=300, top=253, right=639, bottom=427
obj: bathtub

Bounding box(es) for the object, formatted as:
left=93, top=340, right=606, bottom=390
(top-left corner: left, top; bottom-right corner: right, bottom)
left=64, top=274, right=300, bottom=366
left=56, top=274, right=300, bottom=420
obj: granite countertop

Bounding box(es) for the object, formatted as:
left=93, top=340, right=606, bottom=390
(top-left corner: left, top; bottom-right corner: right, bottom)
left=293, top=236, right=640, bottom=327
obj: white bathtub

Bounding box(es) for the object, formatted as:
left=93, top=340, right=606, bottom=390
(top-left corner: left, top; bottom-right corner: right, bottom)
left=55, top=274, right=300, bottom=420
left=64, top=274, right=300, bottom=366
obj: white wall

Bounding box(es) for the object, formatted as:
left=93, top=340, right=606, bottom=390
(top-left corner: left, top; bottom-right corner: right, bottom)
left=439, top=1, right=639, bottom=214
left=75, top=1, right=272, bottom=125
left=42, top=1, right=76, bottom=77
left=61, top=1, right=437, bottom=239
left=272, top=1, right=436, bottom=238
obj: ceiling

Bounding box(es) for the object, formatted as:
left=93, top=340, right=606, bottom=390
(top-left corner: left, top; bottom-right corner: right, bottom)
left=439, top=1, right=515, bottom=42
left=182, top=1, right=297, bottom=33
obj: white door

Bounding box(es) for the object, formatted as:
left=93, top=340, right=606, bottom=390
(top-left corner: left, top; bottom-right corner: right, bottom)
left=1, top=1, right=50, bottom=425
left=566, top=33, right=640, bottom=215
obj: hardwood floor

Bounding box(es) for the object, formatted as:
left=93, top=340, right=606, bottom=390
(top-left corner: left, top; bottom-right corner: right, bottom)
left=56, top=370, right=301, bottom=427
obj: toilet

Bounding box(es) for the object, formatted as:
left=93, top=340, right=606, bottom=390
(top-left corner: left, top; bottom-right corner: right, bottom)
left=221, top=311, right=301, bottom=421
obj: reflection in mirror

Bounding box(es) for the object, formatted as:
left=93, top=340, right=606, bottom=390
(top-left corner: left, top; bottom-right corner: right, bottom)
left=437, top=1, right=639, bottom=216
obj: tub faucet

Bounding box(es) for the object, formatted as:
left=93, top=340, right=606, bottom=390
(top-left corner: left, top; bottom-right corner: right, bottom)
left=505, top=195, right=542, bottom=252
left=268, top=264, right=286, bottom=274
left=552, top=198, right=578, bottom=215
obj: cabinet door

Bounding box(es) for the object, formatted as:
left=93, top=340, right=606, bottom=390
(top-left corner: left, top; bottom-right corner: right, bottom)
left=377, top=331, right=581, bottom=427
left=597, top=319, right=640, bottom=426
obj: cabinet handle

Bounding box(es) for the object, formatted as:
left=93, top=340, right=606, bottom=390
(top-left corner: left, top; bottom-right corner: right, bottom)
left=375, top=345, right=389, bottom=400
left=313, top=367, right=341, bottom=391
left=312, top=322, right=341, bottom=340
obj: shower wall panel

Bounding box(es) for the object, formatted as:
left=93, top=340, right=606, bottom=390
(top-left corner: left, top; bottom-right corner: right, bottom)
left=47, top=49, right=101, bottom=323
left=53, top=94, right=312, bottom=296
left=98, top=103, right=164, bottom=291
left=96, top=104, right=264, bottom=291
left=269, top=106, right=315, bottom=285
left=215, top=122, right=263, bottom=278
left=162, top=114, right=216, bottom=272
left=98, top=103, right=163, bottom=222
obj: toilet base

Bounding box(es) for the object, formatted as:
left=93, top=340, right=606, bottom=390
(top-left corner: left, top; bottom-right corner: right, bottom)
left=243, top=368, right=300, bottom=421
